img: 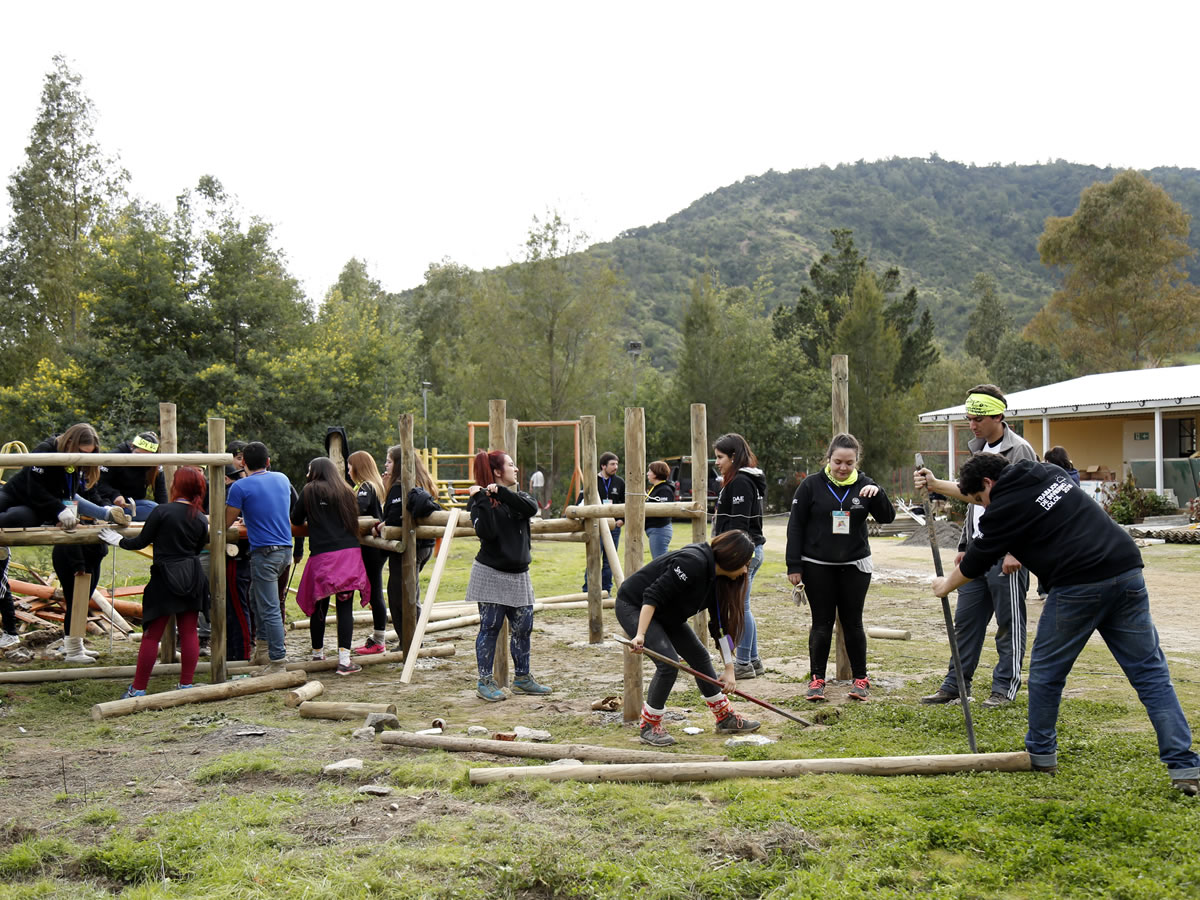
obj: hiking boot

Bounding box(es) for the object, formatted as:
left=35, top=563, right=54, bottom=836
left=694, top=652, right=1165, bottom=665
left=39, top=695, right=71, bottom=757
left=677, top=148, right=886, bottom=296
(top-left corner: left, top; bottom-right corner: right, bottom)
left=511, top=674, right=552, bottom=695
left=197, top=638, right=211, bottom=658
left=920, top=688, right=960, bottom=705
left=752, top=658, right=765, bottom=677
left=106, top=506, right=131, bottom=526
left=639, top=721, right=676, bottom=746
left=733, top=661, right=756, bottom=680
left=354, top=637, right=386, bottom=656
left=256, top=659, right=288, bottom=676
left=250, top=640, right=270, bottom=666
left=714, top=712, right=761, bottom=734
left=982, top=691, right=1011, bottom=709
left=805, top=678, right=827, bottom=702
left=1172, top=778, right=1199, bottom=797
left=848, top=678, right=870, bottom=701
left=0, top=632, right=20, bottom=650
left=120, top=685, right=146, bottom=700
left=1032, top=763, right=1058, bottom=776
left=335, top=661, right=362, bottom=676
left=476, top=676, right=506, bottom=702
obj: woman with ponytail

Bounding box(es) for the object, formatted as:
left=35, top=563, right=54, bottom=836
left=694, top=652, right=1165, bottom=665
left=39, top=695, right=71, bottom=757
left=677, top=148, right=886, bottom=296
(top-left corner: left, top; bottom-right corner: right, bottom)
left=99, top=467, right=210, bottom=697
left=465, top=449, right=551, bottom=702
left=785, top=433, right=895, bottom=702
left=618, top=529, right=762, bottom=745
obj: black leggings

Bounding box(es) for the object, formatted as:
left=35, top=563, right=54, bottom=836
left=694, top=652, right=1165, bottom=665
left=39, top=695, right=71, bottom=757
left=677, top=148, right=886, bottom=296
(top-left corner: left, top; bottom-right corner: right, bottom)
left=310, top=592, right=355, bottom=650
left=52, top=545, right=106, bottom=628
left=1, top=555, right=16, bottom=634
left=360, top=547, right=386, bottom=631
left=803, top=562, right=872, bottom=680
left=386, top=544, right=433, bottom=639
left=616, top=597, right=723, bottom=708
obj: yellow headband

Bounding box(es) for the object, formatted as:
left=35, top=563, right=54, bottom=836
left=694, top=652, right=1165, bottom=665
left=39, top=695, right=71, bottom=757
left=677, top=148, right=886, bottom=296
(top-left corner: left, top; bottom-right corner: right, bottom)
left=132, top=436, right=159, bottom=452
left=965, top=393, right=1006, bottom=417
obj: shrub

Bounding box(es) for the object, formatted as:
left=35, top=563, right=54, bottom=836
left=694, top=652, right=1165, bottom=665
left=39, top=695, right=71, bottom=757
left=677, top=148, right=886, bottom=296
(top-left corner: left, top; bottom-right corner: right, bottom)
left=1099, top=475, right=1179, bottom=524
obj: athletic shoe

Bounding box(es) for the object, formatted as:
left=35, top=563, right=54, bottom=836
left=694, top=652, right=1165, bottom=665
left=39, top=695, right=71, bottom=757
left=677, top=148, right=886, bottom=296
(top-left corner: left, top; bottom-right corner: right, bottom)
left=848, top=678, right=870, bottom=701
left=714, top=712, right=761, bottom=734
left=0, top=632, right=20, bottom=650
left=476, top=676, right=506, bottom=702
left=511, top=674, right=552, bottom=695
left=106, top=506, right=131, bottom=526
left=805, top=678, right=827, bottom=701
left=920, top=688, right=960, bottom=705
left=177, top=683, right=195, bottom=690
left=120, top=685, right=147, bottom=700
left=733, top=661, right=756, bottom=680
left=354, top=637, right=386, bottom=656
left=311, top=649, right=326, bottom=661
left=335, top=661, right=362, bottom=676
left=639, top=722, right=676, bottom=746
left=752, top=658, right=765, bottom=677
left=1171, top=778, right=1198, bottom=797
left=982, top=691, right=1011, bottom=709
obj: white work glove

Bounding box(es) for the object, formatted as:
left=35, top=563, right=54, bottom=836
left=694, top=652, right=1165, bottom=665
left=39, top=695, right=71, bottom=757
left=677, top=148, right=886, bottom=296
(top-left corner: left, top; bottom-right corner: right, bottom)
left=98, top=528, right=123, bottom=547
left=57, top=506, right=78, bottom=529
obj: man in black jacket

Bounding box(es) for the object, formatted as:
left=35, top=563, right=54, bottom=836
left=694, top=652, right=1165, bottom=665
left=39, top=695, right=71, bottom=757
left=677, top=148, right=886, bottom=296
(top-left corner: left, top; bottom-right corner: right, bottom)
left=931, top=453, right=1198, bottom=796
left=581, top=452, right=625, bottom=593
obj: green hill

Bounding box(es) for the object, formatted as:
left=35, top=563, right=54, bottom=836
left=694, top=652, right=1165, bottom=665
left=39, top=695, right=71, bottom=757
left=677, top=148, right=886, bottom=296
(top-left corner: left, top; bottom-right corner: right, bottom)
left=589, top=157, right=1200, bottom=367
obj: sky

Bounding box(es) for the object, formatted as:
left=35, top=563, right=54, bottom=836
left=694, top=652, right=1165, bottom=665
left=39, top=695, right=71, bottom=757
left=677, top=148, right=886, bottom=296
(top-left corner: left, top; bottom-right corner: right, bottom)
left=3, top=1, right=1198, bottom=302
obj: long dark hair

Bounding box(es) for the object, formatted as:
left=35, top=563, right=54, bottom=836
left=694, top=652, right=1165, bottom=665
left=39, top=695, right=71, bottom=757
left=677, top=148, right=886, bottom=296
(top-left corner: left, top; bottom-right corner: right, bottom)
left=710, top=530, right=754, bottom=642
left=169, top=466, right=207, bottom=518
left=714, top=433, right=756, bottom=481
left=303, top=457, right=360, bottom=535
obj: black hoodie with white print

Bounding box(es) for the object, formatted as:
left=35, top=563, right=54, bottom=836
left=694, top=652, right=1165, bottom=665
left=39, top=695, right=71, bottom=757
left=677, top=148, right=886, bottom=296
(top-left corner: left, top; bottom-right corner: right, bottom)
left=712, top=468, right=766, bottom=547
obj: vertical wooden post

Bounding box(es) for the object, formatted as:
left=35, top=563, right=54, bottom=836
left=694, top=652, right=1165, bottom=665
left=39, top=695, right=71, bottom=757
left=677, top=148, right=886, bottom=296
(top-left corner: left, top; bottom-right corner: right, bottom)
left=689, top=403, right=708, bottom=638
left=68, top=573, right=91, bottom=639
left=505, top=419, right=519, bottom=472
left=622, top=407, right=646, bottom=721
left=207, top=418, right=228, bottom=684
left=581, top=415, right=603, bottom=644
left=158, top=403, right=178, bottom=666
left=399, top=415, right=419, bottom=652
left=831, top=354, right=852, bottom=681
left=327, top=430, right=346, bottom=478
left=488, top=399, right=510, bottom=686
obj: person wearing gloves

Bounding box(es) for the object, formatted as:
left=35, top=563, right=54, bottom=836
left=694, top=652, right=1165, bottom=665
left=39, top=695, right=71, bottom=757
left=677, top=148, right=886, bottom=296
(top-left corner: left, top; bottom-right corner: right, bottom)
left=96, top=432, right=167, bottom=522
left=786, top=433, right=895, bottom=702
left=618, top=530, right=761, bottom=746
left=711, top=432, right=767, bottom=680
left=100, top=466, right=210, bottom=698
left=928, top=452, right=1199, bottom=797
left=466, top=449, right=551, bottom=702
left=645, top=460, right=677, bottom=559
left=347, top=450, right=387, bottom=655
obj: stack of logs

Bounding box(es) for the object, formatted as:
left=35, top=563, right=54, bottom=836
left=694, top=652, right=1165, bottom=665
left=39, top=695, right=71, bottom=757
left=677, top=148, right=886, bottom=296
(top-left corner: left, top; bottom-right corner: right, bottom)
left=5, top=575, right=143, bottom=638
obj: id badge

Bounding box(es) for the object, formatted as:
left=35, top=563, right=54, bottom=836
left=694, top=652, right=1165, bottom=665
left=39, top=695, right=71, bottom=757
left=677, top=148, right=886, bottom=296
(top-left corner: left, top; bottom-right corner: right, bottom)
left=831, top=510, right=850, bottom=534
left=602, top=498, right=613, bottom=506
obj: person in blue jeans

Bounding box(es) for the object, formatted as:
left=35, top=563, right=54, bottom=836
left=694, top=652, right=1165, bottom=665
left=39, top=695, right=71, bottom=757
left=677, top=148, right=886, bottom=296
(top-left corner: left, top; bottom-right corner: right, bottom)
left=928, top=453, right=1199, bottom=796
left=645, top=460, right=676, bottom=559
left=581, top=452, right=624, bottom=592
left=225, top=441, right=294, bottom=674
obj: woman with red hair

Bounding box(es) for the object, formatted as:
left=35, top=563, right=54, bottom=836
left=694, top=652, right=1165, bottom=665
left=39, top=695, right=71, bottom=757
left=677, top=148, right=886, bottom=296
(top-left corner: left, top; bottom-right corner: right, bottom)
left=466, top=450, right=551, bottom=702
left=100, top=466, right=211, bottom=697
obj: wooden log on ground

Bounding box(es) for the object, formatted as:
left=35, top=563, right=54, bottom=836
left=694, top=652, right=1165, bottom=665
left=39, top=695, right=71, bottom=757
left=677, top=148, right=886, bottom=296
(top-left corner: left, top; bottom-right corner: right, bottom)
left=469, top=751, right=1033, bottom=785
left=381, top=731, right=727, bottom=763
left=867, top=627, right=911, bottom=640
left=88, top=590, right=133, bottom=635
left=298, top=700, right=398, bottom=720
left=286, top=680, right=325, bottom=707
left=90, top=670, right=306, bottom=720
left=401, top=508, right=460, bottom=684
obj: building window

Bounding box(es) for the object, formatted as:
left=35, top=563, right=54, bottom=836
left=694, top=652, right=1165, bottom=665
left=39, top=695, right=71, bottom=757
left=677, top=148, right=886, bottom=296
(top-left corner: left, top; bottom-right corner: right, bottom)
left=1180, top=418, right=1196, bottom=456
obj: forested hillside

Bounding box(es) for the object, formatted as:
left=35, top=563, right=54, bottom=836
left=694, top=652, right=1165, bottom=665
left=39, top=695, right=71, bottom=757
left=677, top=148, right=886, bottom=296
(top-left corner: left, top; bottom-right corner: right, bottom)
left=593, top=157, right=1200, bottom=366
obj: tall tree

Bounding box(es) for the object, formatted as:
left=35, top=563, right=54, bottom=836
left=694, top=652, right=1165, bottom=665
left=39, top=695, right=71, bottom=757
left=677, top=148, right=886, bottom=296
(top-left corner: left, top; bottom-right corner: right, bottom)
left=987, top=332, right=1071, bottom=393
left=0, top=55, right=126, bottom=378
left=1028, top=170, right=1200, bottom=371
left=963, top=272, right=1012, bottom=367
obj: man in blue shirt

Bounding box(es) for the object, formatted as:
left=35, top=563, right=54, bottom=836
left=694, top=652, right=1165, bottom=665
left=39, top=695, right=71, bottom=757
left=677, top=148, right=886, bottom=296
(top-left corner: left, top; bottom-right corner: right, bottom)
left=226, top=442, right=293, bottom=673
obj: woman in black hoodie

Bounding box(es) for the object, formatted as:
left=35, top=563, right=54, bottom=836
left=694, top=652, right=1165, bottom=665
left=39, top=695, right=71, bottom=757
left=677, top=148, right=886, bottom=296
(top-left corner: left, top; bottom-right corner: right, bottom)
left=711, top=432, right=766, bottom=680
left=786, top=433, right=894, bottom=702
left=465, top=450, right=551, bottom=702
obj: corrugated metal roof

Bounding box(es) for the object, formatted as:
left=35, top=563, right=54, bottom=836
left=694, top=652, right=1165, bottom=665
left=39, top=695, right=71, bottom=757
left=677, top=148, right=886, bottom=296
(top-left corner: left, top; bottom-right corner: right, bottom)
left=919, top=364, right=1200, bottom=422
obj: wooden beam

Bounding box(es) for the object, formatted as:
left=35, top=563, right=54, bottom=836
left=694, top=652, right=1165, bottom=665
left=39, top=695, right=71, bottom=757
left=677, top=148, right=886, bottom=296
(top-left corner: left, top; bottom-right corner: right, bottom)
left=207, top=417, right=228, bottom=684
left=0, top=452, right=231, bottom=467
left=623, top=406, right=645, bottom=721
left=400, top=509, right=460, bottom=684
left=380, top=731, right=727, bottom=763
left=398, top=415, right=419, bottom=652
left=831, top=354, right=851, bottom=681
left=297, top=700, right=398, bottom=720
left=285, top=680, right=325, bottom=707
left=67, top=573, right=90, bottom=639
left=90, top=670, right=306, bottom=720
left=469, top=751, right=1034, bottom=785
left=562, top=502, right=703, bottom=520
left=689, top=403, right=709, bottom=640
left=580, top=415, right=602, bottom=643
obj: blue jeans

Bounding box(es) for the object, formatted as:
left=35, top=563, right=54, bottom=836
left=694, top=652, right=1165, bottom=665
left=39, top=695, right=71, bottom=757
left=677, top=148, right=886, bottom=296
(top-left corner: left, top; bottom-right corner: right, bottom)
left=1026, top=568, right=1199, bottom=780
left=735, top=544, right=764, bottom=665
left=940, top=560, right=1028, bottom=700
left=646, top=524, right=672, bottom=559
left=131, top=499, right=157, bottom=522
left=74, top=494, right=112, bottom=522
left=249, top=546, right=290, bottom=661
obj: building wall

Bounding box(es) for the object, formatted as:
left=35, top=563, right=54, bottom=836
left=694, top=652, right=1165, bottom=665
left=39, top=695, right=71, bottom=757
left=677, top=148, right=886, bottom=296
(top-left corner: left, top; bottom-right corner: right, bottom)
left=1014, top=416, right=1143, bottom=479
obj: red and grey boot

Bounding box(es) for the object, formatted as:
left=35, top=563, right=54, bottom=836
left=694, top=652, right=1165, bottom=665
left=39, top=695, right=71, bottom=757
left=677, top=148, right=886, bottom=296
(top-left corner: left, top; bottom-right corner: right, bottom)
left=639, top=704, right=675, bottom=746
left=707, top=693, right=761, bottom=734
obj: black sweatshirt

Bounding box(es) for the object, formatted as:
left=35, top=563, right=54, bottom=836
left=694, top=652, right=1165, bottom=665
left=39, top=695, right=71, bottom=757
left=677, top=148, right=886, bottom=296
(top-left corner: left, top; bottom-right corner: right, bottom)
left=468, top=485, right=538, bottom=573
left=712, top=468, right=766, bottom=546
left=381, top=483, right=442, bottom=553
left=291, top=487, right=361, bottom=556
left=97, top=441, right=168, bottom=507
left=959, top=459, right=1143, bottom=589
left=3, top=436, right=102, bottom=523
left=646, top=481, right=676, bottom=527
left=617, top=542, right=731, bottom=645
left=786, top=470, right=895, bottom=572
left=354, top=482, right=384, bottom=520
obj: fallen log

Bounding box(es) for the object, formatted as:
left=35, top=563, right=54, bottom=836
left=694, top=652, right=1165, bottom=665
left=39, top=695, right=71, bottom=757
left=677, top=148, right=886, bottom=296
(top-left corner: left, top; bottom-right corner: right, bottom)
left=286, top=680, right=325, bottom=707
left=380, top=731, right=726, bottom=763
left=90, top=670, right=306, bottom=720
left=469, top=751, right=1034, bottom=785
left=866, top=627, right=911, bottom=640
left=298, top=700, right=398, bottom=720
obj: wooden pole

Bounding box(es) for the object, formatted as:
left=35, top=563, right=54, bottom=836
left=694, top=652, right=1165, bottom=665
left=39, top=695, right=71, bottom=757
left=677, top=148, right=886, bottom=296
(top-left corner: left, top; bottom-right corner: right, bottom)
left=488, top=399, right=510, bottom=686
left=830, top=355, right=852, bottom=681
left=400, top=509, right=460, bottom=684
left=380, top=731, right=728, bottom=763
left=207, top=417, right=228, bottom=684
left=622, top=407, right=646, bottom=721
left=89, top=589, right=132, bottom=634
left=285, top=680, right=325, bottom=707
left=398, top=415, right=419, bottom=652
left=90, top=670, right=306, bottom=720
left=469, top=751, right=1034, bottom=785
left=581, top=415, right=603, bottom=643
left=505, top=418, right=519, bottom=473
left=0, top=452, right=229, bottom=468
left=598, top=520, right=624, bottom=587
left=158, top=403, right=179, bottom=666
left=297, top=700, right=398, bottom=720
left=867, top=627, right=911, bottom=640
left=68, top=573, right=91, bottom=639
left=689, top=403, right=708, bottom=639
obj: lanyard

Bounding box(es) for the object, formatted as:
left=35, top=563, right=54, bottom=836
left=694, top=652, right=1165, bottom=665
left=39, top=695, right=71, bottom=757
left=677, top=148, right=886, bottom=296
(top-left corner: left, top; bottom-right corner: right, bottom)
left=826, top=482, right=850, bottom=509
left=601, top=476, right=613, bottom=499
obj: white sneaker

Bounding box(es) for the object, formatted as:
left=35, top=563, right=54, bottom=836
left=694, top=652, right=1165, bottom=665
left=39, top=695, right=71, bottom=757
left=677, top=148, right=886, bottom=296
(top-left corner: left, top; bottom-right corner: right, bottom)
left=0, top=632, right=20, bottom=650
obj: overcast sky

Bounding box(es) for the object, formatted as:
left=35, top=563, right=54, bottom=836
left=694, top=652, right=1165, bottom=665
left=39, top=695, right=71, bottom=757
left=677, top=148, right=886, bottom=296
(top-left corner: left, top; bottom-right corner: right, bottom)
left=3, top=1, right=1197, bottom=301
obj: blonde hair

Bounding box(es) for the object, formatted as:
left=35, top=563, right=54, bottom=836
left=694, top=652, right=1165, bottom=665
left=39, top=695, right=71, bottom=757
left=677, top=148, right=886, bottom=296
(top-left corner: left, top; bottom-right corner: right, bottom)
left=347, top=450, right=385, bottom=504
